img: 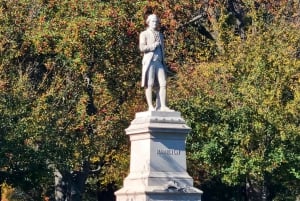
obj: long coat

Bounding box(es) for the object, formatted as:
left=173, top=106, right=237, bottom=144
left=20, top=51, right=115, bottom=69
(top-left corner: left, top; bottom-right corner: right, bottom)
left=139, top=28, right=166, bottom=87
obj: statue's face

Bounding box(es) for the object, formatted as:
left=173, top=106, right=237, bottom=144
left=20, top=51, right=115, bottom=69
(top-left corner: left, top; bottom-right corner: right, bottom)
left=148, top=17, right=159, bottom=30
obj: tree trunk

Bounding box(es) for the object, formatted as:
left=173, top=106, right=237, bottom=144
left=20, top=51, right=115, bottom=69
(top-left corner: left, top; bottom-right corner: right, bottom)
left=54, top=169, right=65, bottom=201
left=246, top=176, right=267, bottom=201
left=54, top=161, right=90, bottom=201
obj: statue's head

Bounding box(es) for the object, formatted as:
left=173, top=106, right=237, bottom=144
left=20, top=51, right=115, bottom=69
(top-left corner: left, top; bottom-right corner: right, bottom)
left=146, top=14, right=160, bottom=30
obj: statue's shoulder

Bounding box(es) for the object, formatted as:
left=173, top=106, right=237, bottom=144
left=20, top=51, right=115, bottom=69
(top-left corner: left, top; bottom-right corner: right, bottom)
left=140, top=29, right=150, bottom=36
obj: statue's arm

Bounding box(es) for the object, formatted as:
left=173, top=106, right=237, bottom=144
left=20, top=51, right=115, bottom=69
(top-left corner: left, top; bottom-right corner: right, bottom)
left=139, top=32, right=156, bottom=53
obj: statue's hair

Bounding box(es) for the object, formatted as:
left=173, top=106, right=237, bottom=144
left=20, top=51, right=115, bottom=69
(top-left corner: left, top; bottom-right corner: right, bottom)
left=146, top=14, right=159, bottom=25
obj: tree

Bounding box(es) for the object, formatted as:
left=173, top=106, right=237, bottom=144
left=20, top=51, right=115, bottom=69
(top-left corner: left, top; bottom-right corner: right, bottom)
left=169, top=1, right=300, bottom=200
left=1, top=0, right=299, bottom=200
left=0, top=0, right=145, bottom=200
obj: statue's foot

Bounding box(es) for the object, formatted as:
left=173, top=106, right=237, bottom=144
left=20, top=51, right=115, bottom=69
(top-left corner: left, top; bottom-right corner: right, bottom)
left=148, top=106, right=155, bottom=111
left=159, top=106, right=174, bottom=112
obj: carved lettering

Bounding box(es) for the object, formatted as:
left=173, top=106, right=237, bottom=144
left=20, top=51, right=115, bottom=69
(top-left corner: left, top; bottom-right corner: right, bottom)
left=157, top=149, right=181, bottom=155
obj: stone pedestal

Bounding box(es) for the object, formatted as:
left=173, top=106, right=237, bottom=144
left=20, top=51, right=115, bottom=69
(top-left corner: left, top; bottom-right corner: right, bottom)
left=115, top=111, right=202, bottom=201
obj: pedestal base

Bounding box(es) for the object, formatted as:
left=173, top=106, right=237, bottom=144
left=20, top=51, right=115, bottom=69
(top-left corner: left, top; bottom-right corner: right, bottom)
left=115, top=111, right=203, bottom=201
left=115, top=186, right=202, bottom=201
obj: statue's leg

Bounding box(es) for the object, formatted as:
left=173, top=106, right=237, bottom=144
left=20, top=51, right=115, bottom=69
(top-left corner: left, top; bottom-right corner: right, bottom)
left=157, top=65, right=168, bottom=110
left=159, top=86, right=167, bottom=108
left=145, top=87, right=154, bottom=111
left=159, top=86, right=173, bottom=111
left=155, top=88, right=161, bottom=110
left=146, top=65, right=155, bottom=111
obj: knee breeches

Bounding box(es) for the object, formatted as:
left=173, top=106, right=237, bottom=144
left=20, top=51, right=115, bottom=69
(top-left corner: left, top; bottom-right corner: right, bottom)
left=146, top=60, right=166, bottom=88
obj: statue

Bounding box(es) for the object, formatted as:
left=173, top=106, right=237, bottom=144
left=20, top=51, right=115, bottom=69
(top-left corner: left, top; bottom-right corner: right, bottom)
left=139, top=14, right=173, bottom=112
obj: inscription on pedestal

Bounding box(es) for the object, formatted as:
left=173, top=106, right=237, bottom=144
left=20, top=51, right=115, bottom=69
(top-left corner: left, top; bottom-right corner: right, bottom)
left=157, top=149, right=181, bottom=155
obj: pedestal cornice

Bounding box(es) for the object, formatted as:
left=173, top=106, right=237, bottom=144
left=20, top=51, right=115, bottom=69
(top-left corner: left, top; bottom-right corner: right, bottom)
left=126, top=111, right=191, bottom=135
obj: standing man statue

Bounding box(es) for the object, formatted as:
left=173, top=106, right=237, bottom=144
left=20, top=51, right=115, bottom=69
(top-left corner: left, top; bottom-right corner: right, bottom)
left=139, top=14, right=173, bottom=111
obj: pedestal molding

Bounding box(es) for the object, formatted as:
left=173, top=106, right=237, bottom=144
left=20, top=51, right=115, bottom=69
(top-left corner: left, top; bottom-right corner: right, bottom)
left=115, top=111, right=202, bottom=201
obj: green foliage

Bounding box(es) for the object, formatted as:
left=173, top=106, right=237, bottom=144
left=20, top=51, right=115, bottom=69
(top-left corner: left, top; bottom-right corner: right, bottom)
left=0, top=0, right=146, bottom=198
left=1, top=0, right=299, bottom=200
left=170, top=3, right=300, bottom=199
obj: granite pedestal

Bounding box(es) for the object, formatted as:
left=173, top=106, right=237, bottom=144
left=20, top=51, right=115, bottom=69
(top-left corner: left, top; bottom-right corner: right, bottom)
left=115, top=111, right=202, bottom=201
